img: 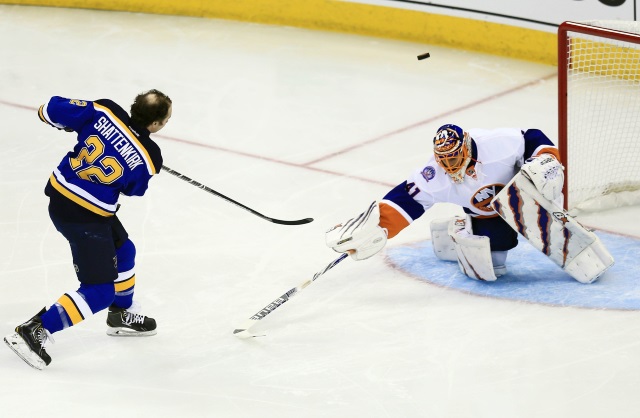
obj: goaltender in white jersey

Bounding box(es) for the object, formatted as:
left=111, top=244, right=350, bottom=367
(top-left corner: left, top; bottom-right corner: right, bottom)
left=326, top=124, right=613, bottom=284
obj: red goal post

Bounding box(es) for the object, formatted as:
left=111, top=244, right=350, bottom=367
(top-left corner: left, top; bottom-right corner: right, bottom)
left=558, top=21, right=640, bottom=212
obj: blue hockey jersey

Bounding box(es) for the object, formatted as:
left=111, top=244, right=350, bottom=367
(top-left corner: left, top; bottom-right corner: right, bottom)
left=39, top=96, right=162, bottom=217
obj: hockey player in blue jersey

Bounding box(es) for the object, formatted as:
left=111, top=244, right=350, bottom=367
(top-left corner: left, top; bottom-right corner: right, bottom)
left=4, top=90, right=172, bottom=370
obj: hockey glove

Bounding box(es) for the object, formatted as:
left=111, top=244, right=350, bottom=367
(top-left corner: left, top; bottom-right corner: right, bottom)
left=520, top=154, right=564, bottom=201
left=326, top=201, right=387, bottom=261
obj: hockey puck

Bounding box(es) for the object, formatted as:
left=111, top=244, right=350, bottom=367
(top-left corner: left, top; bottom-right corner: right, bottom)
left=417, top=52, right=430, bottom=61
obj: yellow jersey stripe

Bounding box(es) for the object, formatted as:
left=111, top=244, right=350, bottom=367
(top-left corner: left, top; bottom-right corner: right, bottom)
left=57, top=294, right=84, bottom=325
left=114, top=275, right=136, bottom=292
left=38, top=105, right=47, bottom=123
left=49, top=174, right=114, bottom=217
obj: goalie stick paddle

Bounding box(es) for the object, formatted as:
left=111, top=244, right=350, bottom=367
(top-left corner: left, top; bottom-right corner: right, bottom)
left=233, top=252, right=349, bottom=339
left=161, top=165, right=313, bottom=225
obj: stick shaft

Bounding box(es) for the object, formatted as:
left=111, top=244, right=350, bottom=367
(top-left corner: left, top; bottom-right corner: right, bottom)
left=233, top=253, right=349, bottom=336
left=161, top=165, right=312, bottom=225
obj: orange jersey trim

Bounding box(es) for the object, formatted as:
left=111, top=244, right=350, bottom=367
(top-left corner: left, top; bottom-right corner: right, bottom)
left=379, top=202, right=410, bottom=239
left=535, top=147, right=561, bottom=162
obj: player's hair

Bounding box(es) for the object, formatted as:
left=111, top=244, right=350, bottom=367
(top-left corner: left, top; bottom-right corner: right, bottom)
left=130, top=89, right=172, bottom=128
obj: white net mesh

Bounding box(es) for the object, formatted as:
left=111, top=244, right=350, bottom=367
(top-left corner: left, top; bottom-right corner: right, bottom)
left=563, top=20, right=640, bottom=213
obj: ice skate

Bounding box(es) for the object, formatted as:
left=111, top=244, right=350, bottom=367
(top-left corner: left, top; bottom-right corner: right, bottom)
left=4, top=308, right=54, bottom=370
left=106, top=304, right=157, bottom=336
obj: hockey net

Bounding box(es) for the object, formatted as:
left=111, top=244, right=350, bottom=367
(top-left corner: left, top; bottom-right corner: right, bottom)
left=558, top=21, right=640, bottom=213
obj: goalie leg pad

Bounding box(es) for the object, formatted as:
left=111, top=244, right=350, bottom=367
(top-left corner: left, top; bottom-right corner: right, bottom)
left=492, top=171, right=614, bottom=284
left=564, top=239, right=614, bottom=284
left=430, top=218, right=457, bottom=261
left=448, top=216, right=497, bottom=282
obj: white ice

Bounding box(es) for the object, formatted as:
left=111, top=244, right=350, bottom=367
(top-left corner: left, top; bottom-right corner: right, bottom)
left=1, top=5, right=640, bottom=418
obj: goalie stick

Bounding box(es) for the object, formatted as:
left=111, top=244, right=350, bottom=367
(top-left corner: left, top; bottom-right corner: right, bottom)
left=233, top=253, right=349, bottom=339
left=161, top=165, right=313, bottom=225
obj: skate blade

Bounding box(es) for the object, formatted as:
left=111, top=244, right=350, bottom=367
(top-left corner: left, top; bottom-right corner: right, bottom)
left=106, top=328, right=157, bottom=337
left=4, top=334, right=46, bottom=371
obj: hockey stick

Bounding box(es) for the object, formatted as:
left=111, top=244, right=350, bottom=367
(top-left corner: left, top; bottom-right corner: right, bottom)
left=161, top=165, right=313, bottom=225
left=233, top=252, right=349, bottom=339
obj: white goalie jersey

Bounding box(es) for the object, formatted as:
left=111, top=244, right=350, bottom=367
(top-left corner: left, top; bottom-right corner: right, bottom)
left=379, top=128, right=561, bottom=238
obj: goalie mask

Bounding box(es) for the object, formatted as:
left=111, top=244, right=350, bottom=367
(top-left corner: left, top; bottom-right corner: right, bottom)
left=433, top=124, right=472, bottom=184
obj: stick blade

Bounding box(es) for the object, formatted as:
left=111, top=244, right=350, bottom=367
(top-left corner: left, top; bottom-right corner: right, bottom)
left=233, top=319, right=264, bottom=339
left=233, top=329, right=261, bottom=339
left=270, top=217, right=314, bottom=225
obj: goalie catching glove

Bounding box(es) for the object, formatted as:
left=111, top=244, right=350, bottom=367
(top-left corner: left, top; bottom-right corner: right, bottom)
left=326, top=201, right=387, bottom=261
left=520, top=154, right=564, bottom=201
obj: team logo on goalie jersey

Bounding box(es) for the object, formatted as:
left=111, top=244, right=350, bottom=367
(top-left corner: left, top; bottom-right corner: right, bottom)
left=421, top=166, right=435, bottom=182
left=471, top=183, right=504, bottom=213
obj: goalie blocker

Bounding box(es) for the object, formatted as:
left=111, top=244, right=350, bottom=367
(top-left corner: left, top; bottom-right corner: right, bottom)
left=491, top=171, right=614, bottom=284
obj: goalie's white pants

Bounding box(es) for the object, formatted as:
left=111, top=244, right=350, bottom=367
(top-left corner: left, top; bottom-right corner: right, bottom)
left=431, top=217, right=506, bottom=281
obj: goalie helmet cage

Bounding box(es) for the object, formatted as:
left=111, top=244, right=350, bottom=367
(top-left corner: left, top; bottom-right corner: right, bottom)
left=558, top=21, right=640, bottom=212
